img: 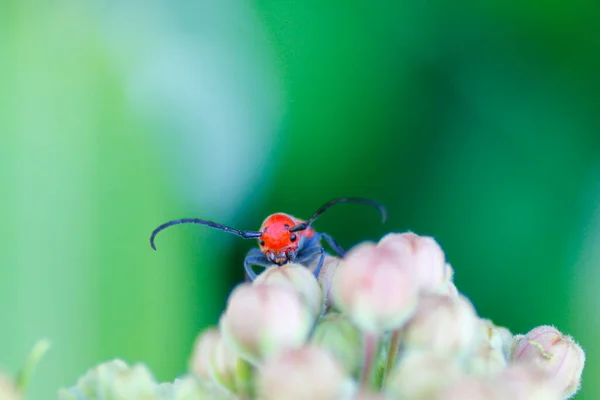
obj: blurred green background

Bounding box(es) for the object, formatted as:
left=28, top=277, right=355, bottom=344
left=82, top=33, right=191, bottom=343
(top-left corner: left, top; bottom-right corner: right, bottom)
left=1, top=0, right=599, bottom=398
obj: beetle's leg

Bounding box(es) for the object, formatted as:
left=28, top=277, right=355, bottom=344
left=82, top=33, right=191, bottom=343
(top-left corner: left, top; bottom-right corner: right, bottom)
left=243, top=248, right=273, bottom=281
left=319, top=232, right=346, bottom=257
left=296, top=245, right=325, bottom=278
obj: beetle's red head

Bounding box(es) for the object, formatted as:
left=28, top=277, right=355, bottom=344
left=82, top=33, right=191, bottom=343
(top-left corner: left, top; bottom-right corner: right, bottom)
left=258, top=213, right=305, bottom=265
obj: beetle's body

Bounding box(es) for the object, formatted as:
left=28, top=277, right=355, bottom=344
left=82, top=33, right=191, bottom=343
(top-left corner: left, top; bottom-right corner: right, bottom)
left=150, top=197, right=386, bottom=281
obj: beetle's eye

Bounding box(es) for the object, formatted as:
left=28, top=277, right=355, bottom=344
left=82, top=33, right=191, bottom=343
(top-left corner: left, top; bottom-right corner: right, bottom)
left=290, top=234, right=297, bottom=242
left=260, top=240, right=265, bottom=246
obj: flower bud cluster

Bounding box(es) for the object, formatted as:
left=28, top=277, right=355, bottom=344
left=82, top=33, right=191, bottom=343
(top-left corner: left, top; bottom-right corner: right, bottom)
left=59, top=231, right=586, bottom=400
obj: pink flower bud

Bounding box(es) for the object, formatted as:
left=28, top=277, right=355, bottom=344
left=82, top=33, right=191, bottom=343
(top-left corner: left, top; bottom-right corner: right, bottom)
left=254, top=263, right=324, bottom=318
left=435, top=378, right=498, bottom=400
left=440, top=369, right=561, bottom=400
left=219, top=283, right=313, bottom=364
left=377, top=232, right=448, bottom=293
left=510, top=325, right=585, bottom=398
left=498, top=364, right=562, bottom=400
left=256, top=346, right=355, bottom=400
left=332, top=242, right=418, bottom=333
left=385, top=350, right=463, bottom=399
left=402, top=294, right=479, bottom=358
left=189, top=328, right=221, bottom=382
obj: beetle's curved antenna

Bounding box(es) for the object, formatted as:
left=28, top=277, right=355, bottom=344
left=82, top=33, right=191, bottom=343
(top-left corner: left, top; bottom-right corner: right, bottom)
left=150, top=218, right=262, bottom=250
left=289, top=197, right=387, bottom=233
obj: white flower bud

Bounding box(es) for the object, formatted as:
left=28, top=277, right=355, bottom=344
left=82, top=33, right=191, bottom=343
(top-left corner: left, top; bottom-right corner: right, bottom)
left=510, top=325, right=585, bottom=398
left=254, top=263, right=324, bottom=318
left=402, top=294, right=479, bottom=358
left=157, top=376, right=230, bottom=400
left=220, top=283, right=313, bottom=364
left=58, top=360, right=169, bottom=400
left=110, top=364, right=158, bottom=399
left=332, top=242, right=418, bottom=333
left=385, top=350, right=463, bottom=399
left=256, top=346, right=356, bottom=400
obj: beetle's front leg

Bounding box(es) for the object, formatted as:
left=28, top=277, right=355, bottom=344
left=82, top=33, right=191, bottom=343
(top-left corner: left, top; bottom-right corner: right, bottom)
left=243, top=248, right=274, bottom=281
left=296, top=245, right=325, bottom=278
left=319, top=232, right=346, bottom=257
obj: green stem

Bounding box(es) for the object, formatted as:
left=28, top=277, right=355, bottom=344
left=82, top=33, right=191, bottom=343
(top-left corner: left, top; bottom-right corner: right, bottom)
left=360, top=332, right=379, bottom=389
left=15, top=339, right=51, bottom=393
left=235, top=358, right=254, bottom=399
left=383, top=329, right=402, bottom=384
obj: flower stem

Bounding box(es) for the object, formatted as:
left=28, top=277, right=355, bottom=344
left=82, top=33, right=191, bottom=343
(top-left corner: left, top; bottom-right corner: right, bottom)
left=360, top=332, right=379, bottom=388
left=383, top=329, right=402, bottom=383
left=16, top=339, right=51, bottom=393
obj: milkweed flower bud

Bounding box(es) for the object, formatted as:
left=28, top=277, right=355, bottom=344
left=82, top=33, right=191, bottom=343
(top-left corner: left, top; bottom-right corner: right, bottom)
left=310, top=313, right=362, bottom=376
left=440, top=370, right=560, bottom=400
left=189, top=328, right=221, bottom=382
left=157, top=376, right=230, bottom=400
left=402, top=293, right=478, bottom=358
left=332, top=242, right=418, bottom=333
left=385, top=350, right=463, bottom=399
left=377, top=232, right=448, bottom=293
left=220, top=283, right=313, bottom=364
left=478, top=319, right=513, bottom=359
left=207, top=335, right=251, bottom=395
left=256, top=346, right=356, bottom=400
left=110, top=364, right=158, bottom=399
left=312, top=255, right=342, bottom=310
left=498, top=364, right=562, bottom=400
left=437, top=378, right=499, bottom=400
left=466, top=343, right=507, bottom=377
left=254, top=263, right=324, bottom=318
left=466, top=319, right=512, bottom=376
left=58, top=360, right=158, bottom=400
left=510, top=325, right=585, bottom=398
left=437, top=264, right=459, bottom=298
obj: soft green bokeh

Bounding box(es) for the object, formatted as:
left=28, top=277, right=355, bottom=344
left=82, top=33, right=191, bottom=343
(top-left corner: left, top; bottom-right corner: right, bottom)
left=1, top=0, right=598, bottom=398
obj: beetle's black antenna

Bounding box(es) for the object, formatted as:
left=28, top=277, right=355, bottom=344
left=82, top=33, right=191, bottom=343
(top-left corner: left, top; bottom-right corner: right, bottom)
left=289, top=197, right=387, bottom=233
left=150, top=218, right=262, bottom=250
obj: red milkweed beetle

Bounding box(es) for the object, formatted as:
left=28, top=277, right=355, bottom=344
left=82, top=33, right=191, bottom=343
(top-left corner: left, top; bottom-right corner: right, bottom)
left=150, top=197, right=386, bottom=281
